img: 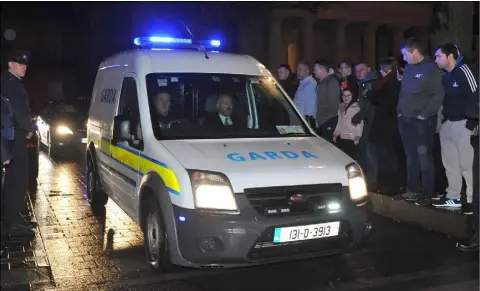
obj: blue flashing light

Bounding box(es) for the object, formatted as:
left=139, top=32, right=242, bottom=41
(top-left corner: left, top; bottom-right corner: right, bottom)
left=210, top=40, right=221, bottom=47
left=134, top=36, right=192, bottom=46
left=149, top=36, right=192, bottom=44
left=133, top=36, right=222, bottom=51
left=178, top=215, right=186, bottom=222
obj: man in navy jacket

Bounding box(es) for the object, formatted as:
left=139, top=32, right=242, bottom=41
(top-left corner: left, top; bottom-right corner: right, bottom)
left=395, top=37, right=445, bottom=205
left=433, top=43, right=478, bottom=210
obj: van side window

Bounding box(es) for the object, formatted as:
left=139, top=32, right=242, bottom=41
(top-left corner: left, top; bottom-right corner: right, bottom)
left=118, top=77, right=143, bottom=150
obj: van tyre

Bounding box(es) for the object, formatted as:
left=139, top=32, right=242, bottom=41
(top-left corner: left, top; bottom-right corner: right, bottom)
left=143, top=196, right=172, bottom=272
left=86, top=158, right=108, bottom=210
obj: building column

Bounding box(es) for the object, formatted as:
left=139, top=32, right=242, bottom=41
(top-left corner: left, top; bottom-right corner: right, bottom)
left=362, top=22, right=380, bottom=68
left=335, top=20, right=349, bottom=66
left=302, top=17, right=315, bottom=64
left=392, top=24, right=407, bottom=56
left=268, top=16, right=283, bottom=70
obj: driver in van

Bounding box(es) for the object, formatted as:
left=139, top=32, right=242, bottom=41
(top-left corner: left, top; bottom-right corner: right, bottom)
left=203, top=93, right=245, bottom=131
left=154, top=89, right=174, bottom=127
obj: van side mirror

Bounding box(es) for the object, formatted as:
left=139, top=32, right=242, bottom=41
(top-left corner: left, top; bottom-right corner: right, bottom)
left=112, top=115, right=131, bottom=143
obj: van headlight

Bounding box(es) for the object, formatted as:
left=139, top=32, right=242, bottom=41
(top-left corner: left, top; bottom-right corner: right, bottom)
left=345, top=163, right=368, bottom=201
left=56, top=125, right=73, bottom=135
left=189, top=170, right=239, bottom=213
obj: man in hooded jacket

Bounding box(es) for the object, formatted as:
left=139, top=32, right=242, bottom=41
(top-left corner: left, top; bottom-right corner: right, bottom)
left=432, top=43, right=478, bottom=211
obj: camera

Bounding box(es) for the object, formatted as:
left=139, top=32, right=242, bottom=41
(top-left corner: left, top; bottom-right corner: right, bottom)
left=360, top=82, right=372, bottom=99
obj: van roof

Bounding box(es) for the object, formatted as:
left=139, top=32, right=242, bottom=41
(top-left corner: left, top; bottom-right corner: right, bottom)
left=98, top=49, right=270, bottom=77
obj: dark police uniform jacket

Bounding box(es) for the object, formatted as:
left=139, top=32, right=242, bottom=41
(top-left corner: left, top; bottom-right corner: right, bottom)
left=1, top=72, right=34, bottom=135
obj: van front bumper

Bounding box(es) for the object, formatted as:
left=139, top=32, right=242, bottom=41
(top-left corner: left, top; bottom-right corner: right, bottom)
left=171, top=192, right=372, bottom=268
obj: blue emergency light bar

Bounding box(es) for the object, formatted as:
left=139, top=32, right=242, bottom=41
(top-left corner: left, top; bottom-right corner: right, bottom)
left=133, top=36, right=221, bottom=50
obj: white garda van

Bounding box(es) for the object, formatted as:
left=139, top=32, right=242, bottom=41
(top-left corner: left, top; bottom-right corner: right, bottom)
left=85, top=36, right=372, bottom=271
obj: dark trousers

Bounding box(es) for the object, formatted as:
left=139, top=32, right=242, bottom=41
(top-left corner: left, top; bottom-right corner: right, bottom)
left=319, top=116, right=338, bottom=143
left=3, top=135, right=28, bottom=228
left=472, top=144, right=479, bottom=242
left=398, top=115, right=437, bottom=198
left=369, top=140, right=406, bottom=194
left=337, top=139, right=357, bottom=160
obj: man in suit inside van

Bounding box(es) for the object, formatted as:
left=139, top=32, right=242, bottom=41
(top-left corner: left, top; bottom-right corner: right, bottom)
left=203, top=94, right=246, bottom=132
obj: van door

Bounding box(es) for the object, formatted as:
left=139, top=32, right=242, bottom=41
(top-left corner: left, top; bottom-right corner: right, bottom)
left=110, top=75, right=142, bottom=219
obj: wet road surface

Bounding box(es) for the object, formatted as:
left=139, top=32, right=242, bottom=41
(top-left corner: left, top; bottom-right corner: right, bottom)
left=3, top=152, right=479, bottom=290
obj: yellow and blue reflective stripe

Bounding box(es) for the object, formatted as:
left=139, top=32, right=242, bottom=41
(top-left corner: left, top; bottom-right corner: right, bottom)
left=99, top=137, right=181, bottom=196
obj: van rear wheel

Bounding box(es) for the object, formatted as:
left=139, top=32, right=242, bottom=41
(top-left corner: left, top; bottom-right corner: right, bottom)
left=143, top=196, right=172, bottom=272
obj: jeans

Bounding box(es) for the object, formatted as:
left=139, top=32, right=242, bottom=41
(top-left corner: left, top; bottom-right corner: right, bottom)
left=398, top=115, right=437, bottom=198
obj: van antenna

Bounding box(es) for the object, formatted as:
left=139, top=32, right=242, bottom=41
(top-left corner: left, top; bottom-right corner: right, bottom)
left=181, top=21, right=209, bottom=60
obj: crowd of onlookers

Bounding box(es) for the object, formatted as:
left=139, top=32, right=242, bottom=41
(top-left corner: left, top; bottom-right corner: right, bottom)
left=277, top=37, right=479, bottom=251
left=0, top=38, right=478, bottom=255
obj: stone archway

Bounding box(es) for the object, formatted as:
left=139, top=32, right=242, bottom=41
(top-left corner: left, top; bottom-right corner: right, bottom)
left=281, top=16, right=302, bottom=71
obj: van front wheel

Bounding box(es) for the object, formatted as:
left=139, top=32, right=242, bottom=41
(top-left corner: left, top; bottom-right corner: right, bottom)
left=143, top=197, right=172, bottom=272
left=86, top=158, right=108, bottom=210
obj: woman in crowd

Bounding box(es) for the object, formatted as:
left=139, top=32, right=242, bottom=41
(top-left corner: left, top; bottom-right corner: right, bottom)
left=368, top=57, right=406, bottom=194
left=333, top=88, right=363, bottom=159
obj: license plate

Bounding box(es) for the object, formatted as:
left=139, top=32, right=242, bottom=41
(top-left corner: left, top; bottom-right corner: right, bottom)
left=273, top=221, right=340, bottom=243
left=81, top=138, right=87, bottom=144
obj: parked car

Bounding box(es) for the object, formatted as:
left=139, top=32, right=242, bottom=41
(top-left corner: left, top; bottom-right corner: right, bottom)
left=36, top=101, right=87, bottom=158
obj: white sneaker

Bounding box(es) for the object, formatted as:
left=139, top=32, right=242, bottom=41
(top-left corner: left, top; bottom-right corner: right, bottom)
left=432, top=199, right=462, bottom=208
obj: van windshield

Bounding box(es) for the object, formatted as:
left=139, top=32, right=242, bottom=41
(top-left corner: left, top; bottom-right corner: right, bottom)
left=145, top=73, right=313, bottom=140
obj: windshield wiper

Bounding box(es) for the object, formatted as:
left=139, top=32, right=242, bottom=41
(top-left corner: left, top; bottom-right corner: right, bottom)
left=213, top=131, right=312, bottom=138
left=279, top=133, right=311, bottom=137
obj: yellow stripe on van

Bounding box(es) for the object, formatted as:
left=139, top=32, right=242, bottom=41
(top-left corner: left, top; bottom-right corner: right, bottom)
left=98, top=137, right=181, bottom=195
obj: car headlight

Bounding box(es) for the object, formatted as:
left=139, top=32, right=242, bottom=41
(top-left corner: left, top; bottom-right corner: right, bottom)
left=56, top=125, right=73, bottom=135
left=345, top=163, right=368, bottom=201
left=189, top=170, right=239, bottom=213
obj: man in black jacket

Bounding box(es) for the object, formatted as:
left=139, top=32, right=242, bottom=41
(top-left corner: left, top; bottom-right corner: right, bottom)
left=432, top=43, right=477, bottom=209
left=1, top=96, right=13, bottom=255
left=395, top=38, right=445, bottom=205
left=277, top=64, right=298, bottom=100
left=338, top=60, right=359, bottom=94
left=351, top=62, right=378, bottom=190
left=0, top=51, right=35, bottom=237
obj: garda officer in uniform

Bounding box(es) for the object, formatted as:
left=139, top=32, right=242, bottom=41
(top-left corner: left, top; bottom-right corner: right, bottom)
left=1, top=51, right=35, bottom=237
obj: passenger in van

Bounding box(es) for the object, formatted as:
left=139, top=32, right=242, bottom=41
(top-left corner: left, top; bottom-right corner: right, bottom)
left=154, top=90, right=174, bottom=126
left=203, top=94, right=246, bottom=131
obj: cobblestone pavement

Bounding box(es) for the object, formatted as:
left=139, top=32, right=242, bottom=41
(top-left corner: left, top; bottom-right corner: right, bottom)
left=1, top=188, right=55, bottom=291
left=1, top=152, right=478, bottom=291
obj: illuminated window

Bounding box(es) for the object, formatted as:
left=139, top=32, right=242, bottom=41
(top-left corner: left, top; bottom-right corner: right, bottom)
left=288, top=42, right=297, bottom=71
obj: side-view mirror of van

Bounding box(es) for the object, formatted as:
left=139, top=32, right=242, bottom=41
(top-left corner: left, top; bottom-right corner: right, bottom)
left=112, top=115, right=131, bottom=144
